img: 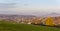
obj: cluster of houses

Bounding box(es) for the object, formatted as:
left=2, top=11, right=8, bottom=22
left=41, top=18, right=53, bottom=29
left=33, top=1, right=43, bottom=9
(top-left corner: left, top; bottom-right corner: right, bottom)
left=20, top=16, right=60, bottom=26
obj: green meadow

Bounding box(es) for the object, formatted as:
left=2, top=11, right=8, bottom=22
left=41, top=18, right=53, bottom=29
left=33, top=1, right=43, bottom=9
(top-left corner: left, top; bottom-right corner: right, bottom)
left=0, top=21, right=60, bottom=31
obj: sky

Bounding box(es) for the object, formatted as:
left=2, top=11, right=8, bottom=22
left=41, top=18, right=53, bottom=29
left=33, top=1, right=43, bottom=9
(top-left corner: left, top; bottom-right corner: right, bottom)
left=0, top=0, right=60, bottom=16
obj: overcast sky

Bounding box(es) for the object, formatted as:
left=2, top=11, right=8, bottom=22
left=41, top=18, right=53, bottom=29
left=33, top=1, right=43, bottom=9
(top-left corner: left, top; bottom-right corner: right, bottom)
left=0, top=0, right=60, bottom=15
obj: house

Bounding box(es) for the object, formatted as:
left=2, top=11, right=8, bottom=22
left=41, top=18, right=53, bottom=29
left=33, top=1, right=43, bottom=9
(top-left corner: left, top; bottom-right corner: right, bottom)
left=53, top=16, right=60, bottom=25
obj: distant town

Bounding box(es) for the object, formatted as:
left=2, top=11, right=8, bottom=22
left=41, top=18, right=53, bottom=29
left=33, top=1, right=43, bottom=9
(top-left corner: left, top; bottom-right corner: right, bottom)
left=0, top=14, right=60, bottom=26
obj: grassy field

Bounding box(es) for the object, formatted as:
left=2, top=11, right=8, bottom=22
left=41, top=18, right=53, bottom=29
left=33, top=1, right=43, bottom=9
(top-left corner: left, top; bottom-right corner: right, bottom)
left=0, top=21, right=60, bottom=31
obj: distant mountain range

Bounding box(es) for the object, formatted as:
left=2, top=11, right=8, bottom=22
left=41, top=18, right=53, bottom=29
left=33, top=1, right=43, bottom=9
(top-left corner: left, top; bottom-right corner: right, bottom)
left=0, top=12, right=60, bottom=17
left=0, top=14, right=36, bottom=18
left=41, top=12, right=60, bottom=17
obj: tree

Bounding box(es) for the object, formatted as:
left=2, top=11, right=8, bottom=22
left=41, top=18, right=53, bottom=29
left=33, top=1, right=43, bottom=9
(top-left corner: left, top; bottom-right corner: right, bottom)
left=31, top=18, right=41, bottom=25
left=45, top=17, right=54, bottom=26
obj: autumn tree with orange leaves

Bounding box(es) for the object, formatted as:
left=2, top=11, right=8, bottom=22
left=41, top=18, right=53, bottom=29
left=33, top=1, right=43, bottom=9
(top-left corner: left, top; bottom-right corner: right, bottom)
left=45, top=16, right=55, bottom=26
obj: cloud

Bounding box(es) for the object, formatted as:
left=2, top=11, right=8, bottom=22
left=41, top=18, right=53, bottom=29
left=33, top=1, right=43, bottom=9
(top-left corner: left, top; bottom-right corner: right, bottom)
left=0, top=3, right=17, bottom=8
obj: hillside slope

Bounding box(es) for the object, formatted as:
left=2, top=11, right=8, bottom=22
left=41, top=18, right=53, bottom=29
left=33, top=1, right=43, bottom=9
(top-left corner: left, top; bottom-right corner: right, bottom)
left=0, top=21, right=60, bottom=31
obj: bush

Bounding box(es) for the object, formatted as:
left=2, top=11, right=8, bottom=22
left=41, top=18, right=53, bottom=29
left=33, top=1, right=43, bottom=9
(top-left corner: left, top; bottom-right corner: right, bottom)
left=55, top=25, right=60, bottom=28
